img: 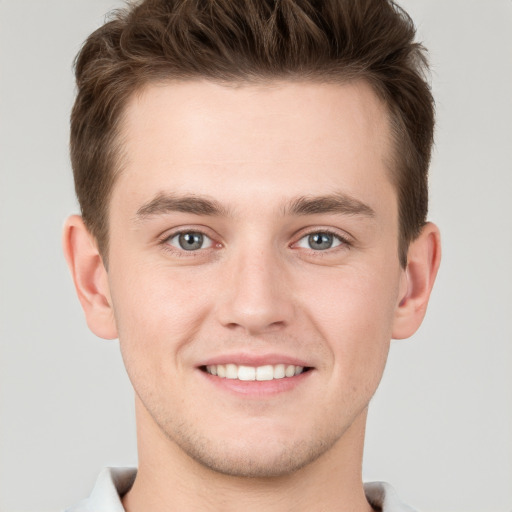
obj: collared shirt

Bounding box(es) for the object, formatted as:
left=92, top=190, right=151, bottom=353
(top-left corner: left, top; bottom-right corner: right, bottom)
left=66, top=467, right=418, bottom=512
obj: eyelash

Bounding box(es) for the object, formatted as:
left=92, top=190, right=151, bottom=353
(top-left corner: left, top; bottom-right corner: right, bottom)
left=158, top=228, right=352, bottom=256
left=159, top=228, right=218, bottom=257
left=292, top=229, right=352, bottom=253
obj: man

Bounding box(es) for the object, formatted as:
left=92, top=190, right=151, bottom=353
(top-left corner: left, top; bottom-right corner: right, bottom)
left=63, top=0, right=441, bottom=510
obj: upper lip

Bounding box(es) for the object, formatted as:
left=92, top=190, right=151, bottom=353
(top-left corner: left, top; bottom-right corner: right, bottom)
left=198, top=353, right=312, bottom=368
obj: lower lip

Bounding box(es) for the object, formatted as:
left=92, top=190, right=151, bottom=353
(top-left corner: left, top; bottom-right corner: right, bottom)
left=198, top=369, right=312, bottom=397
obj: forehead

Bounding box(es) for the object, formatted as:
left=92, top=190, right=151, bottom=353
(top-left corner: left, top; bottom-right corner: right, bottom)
left=115, top=79, right=395, bottom=213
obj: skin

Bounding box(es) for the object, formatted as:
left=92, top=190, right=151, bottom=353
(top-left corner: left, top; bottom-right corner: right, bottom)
left=64, top=80, right=441, bottom=512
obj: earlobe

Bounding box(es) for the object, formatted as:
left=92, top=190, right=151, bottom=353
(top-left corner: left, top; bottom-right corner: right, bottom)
left=392, top=222, right=441, bottom=340
left=62, top=215, right=118, bottom=340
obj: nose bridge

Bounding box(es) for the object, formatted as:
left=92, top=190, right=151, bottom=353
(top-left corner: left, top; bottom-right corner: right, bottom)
left=217, top=238, right=294, bottom=334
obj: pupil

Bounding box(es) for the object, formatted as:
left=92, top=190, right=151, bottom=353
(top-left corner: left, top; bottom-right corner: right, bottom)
left=179, top=232, right=203, bottom=250
left=309, top=233, right=333, bottom=250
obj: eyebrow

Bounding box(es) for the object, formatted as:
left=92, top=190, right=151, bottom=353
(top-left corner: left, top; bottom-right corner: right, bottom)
left=284, top=193, right=376, bottom=218
left=136, top=193, right=231, bottom=219
left=135, top=191, right=375, bottom=220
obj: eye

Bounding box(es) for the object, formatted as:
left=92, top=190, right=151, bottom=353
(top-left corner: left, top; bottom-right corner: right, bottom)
left=296, top=232, right=345, bottom=251
left=167, top=231, right=214, bottom=251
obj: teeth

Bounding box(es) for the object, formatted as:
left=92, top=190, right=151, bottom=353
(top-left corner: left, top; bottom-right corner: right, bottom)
left=226, top=364, right=238, bottom=379
left=205, top=363, right=306, bottom=380
left=285, top=365, right=296, bottom=378
left=256, top=365, right=273, bottom=381
left=273, top=364, right=285, bottom=379
left=238, top=365, right=256, bottom=381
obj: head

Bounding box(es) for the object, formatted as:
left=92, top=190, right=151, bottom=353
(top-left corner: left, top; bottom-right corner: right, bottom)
left=64, top=0, right=440, bottom=481
left=70, top=0, right=434, bottom=268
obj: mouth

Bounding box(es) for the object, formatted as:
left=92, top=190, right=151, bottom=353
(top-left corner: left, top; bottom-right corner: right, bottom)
left=200, top=363, right=312, bottom=381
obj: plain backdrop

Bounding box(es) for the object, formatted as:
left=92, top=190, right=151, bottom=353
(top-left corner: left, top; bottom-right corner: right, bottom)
left=0, top=1, right=511, bottom=511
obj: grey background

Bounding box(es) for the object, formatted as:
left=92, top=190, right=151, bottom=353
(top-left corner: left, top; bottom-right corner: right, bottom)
left=0, top=1, right=511, bottom=511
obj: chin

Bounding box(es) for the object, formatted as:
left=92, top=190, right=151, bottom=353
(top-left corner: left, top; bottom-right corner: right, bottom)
left=167, top=422, right=343, bottom=479
left=186, top=443, right=330, bottom=479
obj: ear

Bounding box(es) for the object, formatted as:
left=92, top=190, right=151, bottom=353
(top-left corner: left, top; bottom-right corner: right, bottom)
left=392, top=222, right=441, bottom=339
left=62, top=215, right=118, bottom=340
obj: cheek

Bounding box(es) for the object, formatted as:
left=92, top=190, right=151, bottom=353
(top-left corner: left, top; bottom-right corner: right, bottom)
left=298, top=264, right=399, bottom=384
left=302, top=262, right=398, bottom=330
left=109, top=263, right=213, bottom=369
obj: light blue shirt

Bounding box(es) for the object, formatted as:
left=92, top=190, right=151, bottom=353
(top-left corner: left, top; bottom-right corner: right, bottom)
left=66, top=467, right=418, bottom=512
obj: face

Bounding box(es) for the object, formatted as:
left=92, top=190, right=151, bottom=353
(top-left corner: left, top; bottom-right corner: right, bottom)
left=106, top=80, right=406, bottom=477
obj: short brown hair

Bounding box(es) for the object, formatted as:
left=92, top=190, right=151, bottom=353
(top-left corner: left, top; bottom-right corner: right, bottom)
left=71, top=0, right=434, bottom=267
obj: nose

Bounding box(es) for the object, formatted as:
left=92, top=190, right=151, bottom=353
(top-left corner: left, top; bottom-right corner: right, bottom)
left=216, top=245, right=295, bottom=335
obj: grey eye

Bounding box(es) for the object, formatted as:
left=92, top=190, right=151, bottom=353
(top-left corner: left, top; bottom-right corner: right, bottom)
left=308, top=233, right=334, bottom=250
left=296, top=232, right=343, bottom=251
left=169, top=232, right=213, bottom=251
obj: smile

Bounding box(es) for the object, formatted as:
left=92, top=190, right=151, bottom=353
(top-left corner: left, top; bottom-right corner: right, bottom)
left=204, top=364, right=309, bottom=381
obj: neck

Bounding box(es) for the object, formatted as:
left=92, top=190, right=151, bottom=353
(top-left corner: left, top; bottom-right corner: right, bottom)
left=123, top=398, right=373, bottom=512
